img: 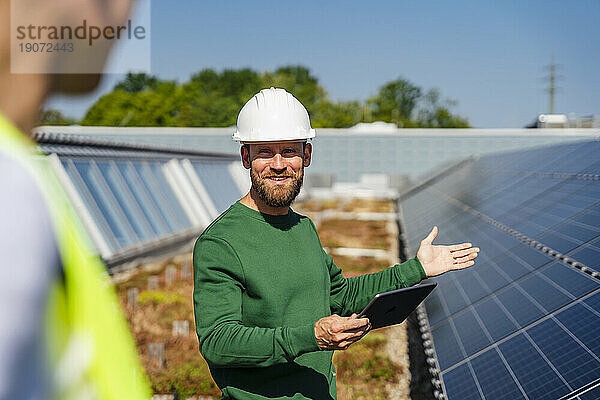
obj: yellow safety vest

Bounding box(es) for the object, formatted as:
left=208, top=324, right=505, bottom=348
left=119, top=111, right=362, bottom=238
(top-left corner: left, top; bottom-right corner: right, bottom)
left=0, top=113, right=151, bottom=400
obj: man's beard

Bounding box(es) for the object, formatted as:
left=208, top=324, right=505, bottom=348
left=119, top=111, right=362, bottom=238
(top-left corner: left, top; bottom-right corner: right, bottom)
left=250, top=168, right=304, bottom=208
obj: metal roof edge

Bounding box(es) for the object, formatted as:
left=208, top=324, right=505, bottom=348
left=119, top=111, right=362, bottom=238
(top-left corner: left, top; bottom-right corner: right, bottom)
left=33, top=131, right=239, bottom=159
left=315, top=128, right=600, bottom=137
left=33, top=125, right=600, bottom=137
left=33, top=125, right=234, bottom=136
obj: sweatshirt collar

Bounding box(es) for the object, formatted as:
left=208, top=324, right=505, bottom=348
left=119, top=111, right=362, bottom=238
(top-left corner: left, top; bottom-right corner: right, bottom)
left=233, top=201, right=298, bottom=226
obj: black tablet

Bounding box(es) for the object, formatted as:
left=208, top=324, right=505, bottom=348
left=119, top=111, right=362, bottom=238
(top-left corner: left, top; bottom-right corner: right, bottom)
left=358, top=282, right=437, bottom=329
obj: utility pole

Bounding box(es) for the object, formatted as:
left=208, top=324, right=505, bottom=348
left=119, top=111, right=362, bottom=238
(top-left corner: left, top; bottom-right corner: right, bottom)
left=548, top=59, right=556, bottom=114
left=545, top=57, right=561, bottom=114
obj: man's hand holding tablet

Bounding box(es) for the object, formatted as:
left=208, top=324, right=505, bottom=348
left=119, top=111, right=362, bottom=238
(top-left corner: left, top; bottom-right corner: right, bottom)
left=358, top=283, right=437, bottom=329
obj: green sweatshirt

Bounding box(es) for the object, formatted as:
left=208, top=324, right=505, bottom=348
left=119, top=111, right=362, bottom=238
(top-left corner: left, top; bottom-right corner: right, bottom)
left=193, top=201, right=426, bottom=400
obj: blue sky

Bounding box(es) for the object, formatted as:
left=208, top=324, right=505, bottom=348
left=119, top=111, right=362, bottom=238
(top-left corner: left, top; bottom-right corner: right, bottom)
left=46, top=0, right=600, bottom=128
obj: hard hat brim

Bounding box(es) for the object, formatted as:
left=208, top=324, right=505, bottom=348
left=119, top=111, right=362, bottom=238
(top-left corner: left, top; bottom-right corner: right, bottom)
left=232, top=128, right=316, bottom=143
left=239, top=139, right=311, bottom=145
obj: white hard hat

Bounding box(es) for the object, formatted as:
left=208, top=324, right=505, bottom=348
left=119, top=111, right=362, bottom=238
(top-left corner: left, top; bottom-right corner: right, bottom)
left=232, top=87, right=316, bottom=142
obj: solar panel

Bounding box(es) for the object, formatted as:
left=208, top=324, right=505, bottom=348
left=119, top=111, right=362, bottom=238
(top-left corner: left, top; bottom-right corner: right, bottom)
left=579, top=383, right=600, bottom=400
left=191, top=161, right=243, bottom=213
left=474, top=297, right=517, bottom=341
left=443, top=363, right=482, bottom=400
left=470, top=348, right=525, bottom=399
left=498, top=333, right=570, bottom=399
left=527, top=319, right=600, bottom=390
left=400, top=140, right=600, bottom=399
left=45, top=139, right=245, bottom=264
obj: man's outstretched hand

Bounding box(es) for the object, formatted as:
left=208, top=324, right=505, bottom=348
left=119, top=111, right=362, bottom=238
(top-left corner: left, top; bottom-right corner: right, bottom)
left=417, top=226, right=480, bottom=277
left=314, top=313, right=371, bottom=350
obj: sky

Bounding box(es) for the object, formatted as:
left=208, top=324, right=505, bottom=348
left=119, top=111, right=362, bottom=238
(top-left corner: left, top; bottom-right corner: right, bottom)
left=46, top=0, right=600, bottom=128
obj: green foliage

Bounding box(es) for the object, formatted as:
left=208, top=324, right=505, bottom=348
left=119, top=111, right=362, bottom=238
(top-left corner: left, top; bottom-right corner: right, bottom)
left=334, top=332, right=398, bottom=384
left=175, top=68, right=264, bottom=126
left=114, top=72, right=159, bottom=93
left=262, top=66, right=327, bottom=112
left=80, top=66, right=469, bottom=128
left=138, top=290, right=186, bottom=305
left=311, top=100, right=363, bottom=128
left=368, top=78, right=422, bottom=125
left=39, top=109, right=75, bottom=125
left=82, top=80, right=180, bottom=126
left=152, top=360, right=220, bottom=398
left=416, top=89, right=470, bottom=128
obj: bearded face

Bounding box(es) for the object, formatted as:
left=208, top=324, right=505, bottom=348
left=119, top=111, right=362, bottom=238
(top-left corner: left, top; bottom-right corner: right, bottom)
left=250, top=165, right=304, bottom=208
left=242, top=141, right=311, bottom=210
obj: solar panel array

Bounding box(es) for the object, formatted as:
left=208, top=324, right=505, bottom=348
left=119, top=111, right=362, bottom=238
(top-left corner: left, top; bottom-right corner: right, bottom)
left=40, top=142, right=247, bottom=263
left=400, top=140, right=600, bottom=400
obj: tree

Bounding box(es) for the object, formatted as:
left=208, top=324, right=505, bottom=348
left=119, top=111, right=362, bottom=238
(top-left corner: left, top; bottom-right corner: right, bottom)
left=261, top=65, right=327, bottom=113
left=311, top=100, right=362, bottom=128
left=175, top=92, right=240, bottom=127
left=174, top=68, right=263, bottom=126
left=416, top=89, right=469, bottom=128
left=79, top=66, right=469, bottom=128
left=38, top=109, right=75, bottom=125
left=81, top=81, right=179, bottom=126
left=220, top=68, right=264, bottom=104
left=114, top=72, right=159, bottom=93
left=368, top=79, right=422, bottom=126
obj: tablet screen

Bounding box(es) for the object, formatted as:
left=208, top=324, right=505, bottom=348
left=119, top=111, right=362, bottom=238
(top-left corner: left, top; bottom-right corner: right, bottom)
left=358, top=282, right=437, bottom=329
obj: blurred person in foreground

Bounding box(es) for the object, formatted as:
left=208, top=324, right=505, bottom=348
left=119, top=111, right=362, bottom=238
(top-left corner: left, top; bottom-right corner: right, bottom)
left=193, top=87, right=480, bottom=400
left=0, top=0, right=150, bottom=399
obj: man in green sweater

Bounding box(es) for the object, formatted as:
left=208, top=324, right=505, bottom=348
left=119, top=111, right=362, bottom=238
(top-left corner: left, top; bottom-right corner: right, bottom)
left=193, top=88, right=479, bottom=400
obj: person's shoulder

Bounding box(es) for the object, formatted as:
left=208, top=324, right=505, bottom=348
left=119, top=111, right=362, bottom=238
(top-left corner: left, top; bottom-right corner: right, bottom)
left=290, top=208, right=309, bottom=221
left=289, top=208, right=318, bottom=229
left=0, top=150, right=60, bottom=272
left=197, top=202, right=246, bottom=240
left=193, top=203, right=250, bottom=265
left=0, top=150, right=51, bottom=217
